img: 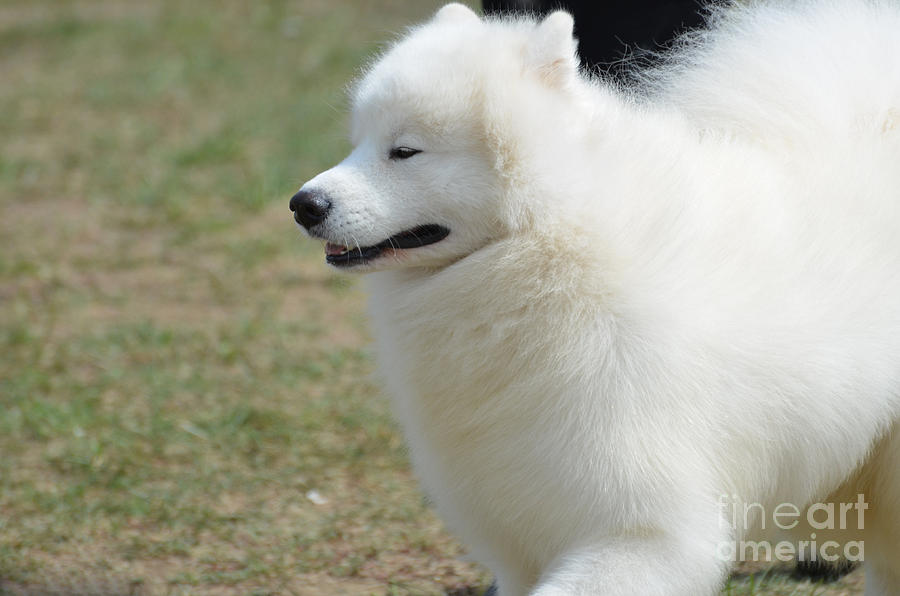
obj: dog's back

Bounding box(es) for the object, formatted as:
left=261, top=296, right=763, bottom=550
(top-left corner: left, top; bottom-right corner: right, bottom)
left=643, top=1, right=900, bottom=143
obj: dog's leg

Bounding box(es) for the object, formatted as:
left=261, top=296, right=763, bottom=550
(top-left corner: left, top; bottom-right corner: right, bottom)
left=862, top=423, right=900, bottom=596
left=528, top=530, right=729, bottom=596
left=865, top=563, right=900, bottom=596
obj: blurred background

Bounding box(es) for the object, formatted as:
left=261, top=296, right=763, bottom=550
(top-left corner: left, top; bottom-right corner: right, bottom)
left=0, top=1, right=867, bottom=594
left=1, top=1, right=486, bottom=593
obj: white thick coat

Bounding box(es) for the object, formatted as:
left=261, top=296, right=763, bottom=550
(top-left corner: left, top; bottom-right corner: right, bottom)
left=298, top=2, right=900, bottom=594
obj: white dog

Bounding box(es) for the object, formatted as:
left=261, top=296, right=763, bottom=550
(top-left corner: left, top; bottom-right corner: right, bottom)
left=291, top=2, right=900, bottom=594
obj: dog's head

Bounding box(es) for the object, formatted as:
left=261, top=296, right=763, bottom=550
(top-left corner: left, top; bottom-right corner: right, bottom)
left=291, top=4, right=582, bottom=271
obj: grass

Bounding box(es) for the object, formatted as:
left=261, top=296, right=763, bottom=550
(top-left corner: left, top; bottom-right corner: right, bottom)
left=0, top=1, right=866, bottom=594
left=723, top=563, right=864, bottom=596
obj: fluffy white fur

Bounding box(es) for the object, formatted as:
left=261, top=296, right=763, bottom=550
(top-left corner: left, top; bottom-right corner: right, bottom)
left=296, top=1, right=900, bottom=594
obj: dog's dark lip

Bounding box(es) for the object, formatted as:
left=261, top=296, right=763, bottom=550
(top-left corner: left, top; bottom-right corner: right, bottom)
left=325, top=224, right=450, bottom=267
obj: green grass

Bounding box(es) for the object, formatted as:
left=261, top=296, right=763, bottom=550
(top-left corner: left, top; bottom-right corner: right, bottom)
left=722, top=563, right=864, bottom=596
left=0, top=1, right=484, bottom=594
left=0, top=1, right=866, bottom=594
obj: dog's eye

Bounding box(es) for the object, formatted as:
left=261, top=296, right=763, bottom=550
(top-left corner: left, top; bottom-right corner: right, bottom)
left=389, top=147, right=421, bottom=160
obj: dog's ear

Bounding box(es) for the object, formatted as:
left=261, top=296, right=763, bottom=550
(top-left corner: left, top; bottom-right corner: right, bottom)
left=528, top=11, right=579, bottom=87
left=434, top=3, right=480, bottom=25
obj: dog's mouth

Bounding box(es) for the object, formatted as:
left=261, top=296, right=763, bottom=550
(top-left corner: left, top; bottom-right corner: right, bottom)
left=324, top=224, right=450, bottom=267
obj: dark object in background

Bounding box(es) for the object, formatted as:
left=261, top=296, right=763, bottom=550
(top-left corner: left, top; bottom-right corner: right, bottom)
left=482, top=0, right=705, bottom=74
left=793, top=558, right=859, bottom=583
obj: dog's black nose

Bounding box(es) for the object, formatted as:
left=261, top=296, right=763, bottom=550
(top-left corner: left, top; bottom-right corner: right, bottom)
left=289, top=189, right=331, bottom=229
